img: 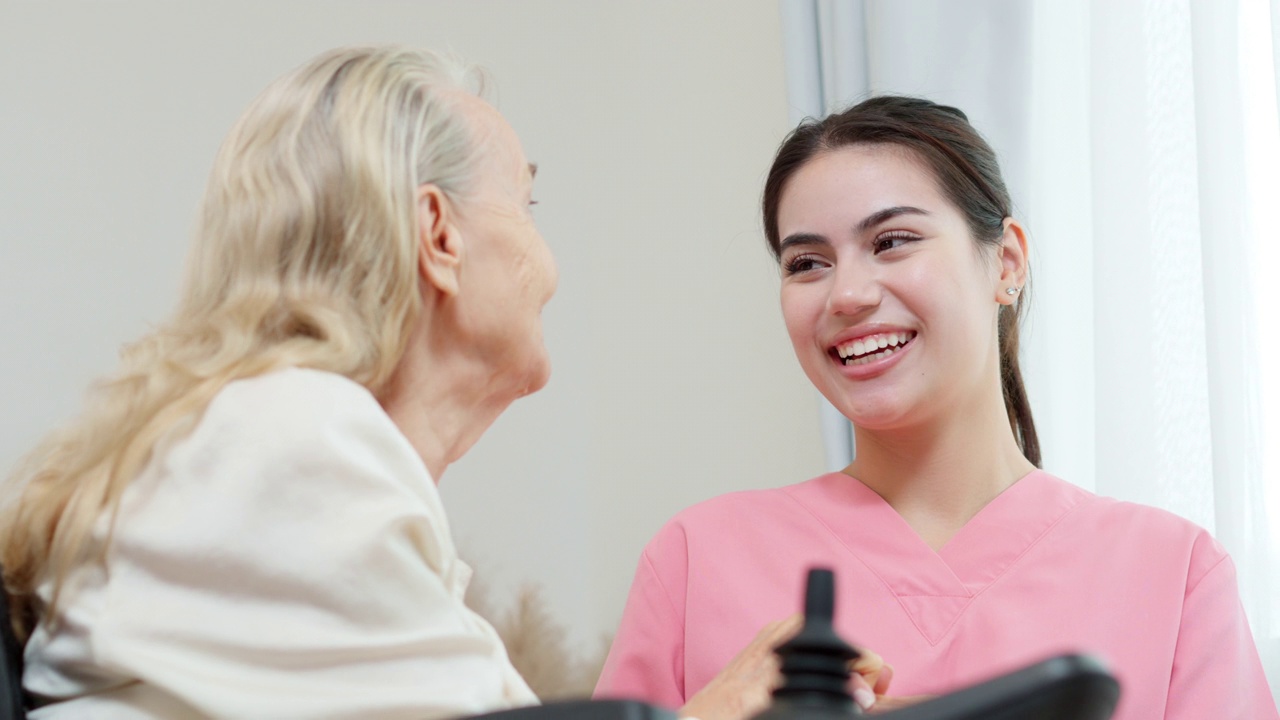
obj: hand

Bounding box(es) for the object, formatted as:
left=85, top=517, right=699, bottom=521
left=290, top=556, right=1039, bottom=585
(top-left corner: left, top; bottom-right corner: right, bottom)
left=849, top=646, right=893, bottom=711
left=867, top=694, right=933, bottom=713
left=678, top=616, right=900, bottom=720
left=678, top=615, right=801, bottom=720
left=848, top=649, right=932, bottom=712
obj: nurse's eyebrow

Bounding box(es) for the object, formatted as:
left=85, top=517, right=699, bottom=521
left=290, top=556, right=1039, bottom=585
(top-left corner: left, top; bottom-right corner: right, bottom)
left=855, top=205, right=929, bottom=234
left=777, top=233, right=830, bottom=254
left=780, top=206, right=930, bottom=253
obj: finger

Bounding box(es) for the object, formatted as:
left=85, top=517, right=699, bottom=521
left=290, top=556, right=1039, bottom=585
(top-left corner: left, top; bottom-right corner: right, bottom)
left=762, top=613, right=803, bottom=643
left=851, top=646, right=884, bottom=673
left=768, top=665, right=785, bottom=691
left=725, top=630, right=783, bottom=680
left=733, top=619, right=788, bottom=662
left=850, top=647, right=887, bottom=692
left=873, top=663, right=893, bottom=695
left=849, top=674, right=876, bottom=712
left=745, top=614, right=802, bottom=656
left=869, top=694, right=931, bottom=712
left=745, top=650, right=781, bottom=683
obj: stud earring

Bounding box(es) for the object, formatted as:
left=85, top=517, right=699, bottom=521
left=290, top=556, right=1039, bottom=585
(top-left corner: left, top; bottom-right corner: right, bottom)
left=1005, top=287, right=1020, bottom=296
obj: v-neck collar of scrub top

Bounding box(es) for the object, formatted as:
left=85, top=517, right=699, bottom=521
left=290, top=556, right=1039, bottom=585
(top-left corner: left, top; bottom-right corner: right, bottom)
left=784, top=470, right=1089, bottom=644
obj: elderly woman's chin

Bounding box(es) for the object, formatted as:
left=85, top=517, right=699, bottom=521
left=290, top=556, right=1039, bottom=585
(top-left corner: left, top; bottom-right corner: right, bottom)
left=522, top=350, right=552, bottom=397
left=508, top=339, right=552, bottom=399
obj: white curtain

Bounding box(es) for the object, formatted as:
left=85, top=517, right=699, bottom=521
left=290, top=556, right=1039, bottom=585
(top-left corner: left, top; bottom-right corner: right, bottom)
left=780, top=0, right=1280, bottom=693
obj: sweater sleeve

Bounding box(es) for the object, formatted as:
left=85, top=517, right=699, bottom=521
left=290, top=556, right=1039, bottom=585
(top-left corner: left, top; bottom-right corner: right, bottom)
left=593, top=522, right=691, bottom=711
left=1164, top=535, right=1278, bottom=718
left=80, top=371, right=534, bottom=719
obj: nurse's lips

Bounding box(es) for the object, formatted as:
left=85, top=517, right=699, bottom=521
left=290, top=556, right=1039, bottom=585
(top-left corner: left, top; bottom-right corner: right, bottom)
left=828, top=328, right=918, bottom=368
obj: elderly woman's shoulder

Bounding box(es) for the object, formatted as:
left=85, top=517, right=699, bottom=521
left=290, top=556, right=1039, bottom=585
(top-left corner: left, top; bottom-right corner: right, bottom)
left=172, top=367, right=423, bottom=482
left=201, top=367, right=382, bottom=436
left=124, top=366, right=437, bottom=531
left=213, top=366, right=376, bottom=415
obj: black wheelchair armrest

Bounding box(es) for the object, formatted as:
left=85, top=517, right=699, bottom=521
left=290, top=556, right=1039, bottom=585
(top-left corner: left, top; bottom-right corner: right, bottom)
left=464, top=653, right=1118, bottom=720
left=869, top=654, right=1120, bottom=720
left=467, top=699, right=676, bottom=720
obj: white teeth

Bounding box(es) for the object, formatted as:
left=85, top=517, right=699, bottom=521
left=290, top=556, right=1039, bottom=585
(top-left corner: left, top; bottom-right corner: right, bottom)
left=848, top=347, right=891, bottom=365
left=834, top=331, right=916, bottom=364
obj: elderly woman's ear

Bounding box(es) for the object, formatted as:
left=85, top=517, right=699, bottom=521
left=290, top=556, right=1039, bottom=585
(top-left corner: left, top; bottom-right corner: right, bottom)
left=417, top=184, right=462, bottom=297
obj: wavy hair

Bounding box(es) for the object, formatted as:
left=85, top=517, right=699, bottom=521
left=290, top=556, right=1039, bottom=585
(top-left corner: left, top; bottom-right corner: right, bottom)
left=2, top=45, right=488, bottom=637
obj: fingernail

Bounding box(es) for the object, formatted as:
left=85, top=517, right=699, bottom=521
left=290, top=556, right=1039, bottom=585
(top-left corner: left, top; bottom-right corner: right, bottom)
left=854, top=687, right=876, bottom=711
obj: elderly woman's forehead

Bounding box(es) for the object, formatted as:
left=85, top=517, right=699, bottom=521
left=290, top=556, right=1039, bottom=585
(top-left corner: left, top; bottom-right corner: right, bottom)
left=452, top=94, right=512, bottom=142
left=452, top=94, right=526, bottom=172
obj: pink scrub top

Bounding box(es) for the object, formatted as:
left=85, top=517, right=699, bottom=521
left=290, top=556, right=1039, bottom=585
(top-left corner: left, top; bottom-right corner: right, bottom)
left=594, top=471, right=1277, bottom=719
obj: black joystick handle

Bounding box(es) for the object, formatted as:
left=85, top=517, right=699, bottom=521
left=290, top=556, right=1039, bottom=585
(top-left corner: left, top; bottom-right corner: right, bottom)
left=750, top=569, right=1121, bottom=720
left=766, top=568, right=863, bottom=717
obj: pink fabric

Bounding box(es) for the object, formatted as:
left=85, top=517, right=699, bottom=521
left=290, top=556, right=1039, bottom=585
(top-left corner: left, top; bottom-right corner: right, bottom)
left=594, top=471, right=1277, bottom=719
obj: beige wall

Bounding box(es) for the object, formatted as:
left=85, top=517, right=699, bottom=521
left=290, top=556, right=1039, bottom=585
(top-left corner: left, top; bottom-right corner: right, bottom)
left=0, top=1, right=824, bottom=655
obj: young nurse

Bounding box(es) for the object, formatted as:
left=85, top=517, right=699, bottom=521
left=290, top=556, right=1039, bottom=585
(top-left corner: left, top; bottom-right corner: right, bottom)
left=594, top=97, right=1278, bottom=719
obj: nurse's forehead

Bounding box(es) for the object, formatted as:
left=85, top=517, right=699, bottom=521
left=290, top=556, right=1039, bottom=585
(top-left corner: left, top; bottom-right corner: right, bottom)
left=783, top=147, right=949, bottom=217
left=791, top=145, right=940, bottom=194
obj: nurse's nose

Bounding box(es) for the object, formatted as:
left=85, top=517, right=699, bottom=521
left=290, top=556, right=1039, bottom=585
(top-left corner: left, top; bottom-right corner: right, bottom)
left=828, top=260, right=882, bottom=318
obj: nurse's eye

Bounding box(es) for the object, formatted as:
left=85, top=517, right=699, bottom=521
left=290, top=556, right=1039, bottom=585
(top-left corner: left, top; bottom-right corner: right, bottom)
left=873, top=231, right=920, bottom=254
left=782, top=253, right=827, bottom=275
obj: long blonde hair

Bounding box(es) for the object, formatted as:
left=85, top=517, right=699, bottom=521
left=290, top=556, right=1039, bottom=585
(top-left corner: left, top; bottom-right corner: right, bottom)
left=1, top=45, right=487, bottom=637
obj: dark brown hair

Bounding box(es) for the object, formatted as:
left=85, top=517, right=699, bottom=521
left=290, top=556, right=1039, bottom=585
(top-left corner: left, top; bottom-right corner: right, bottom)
left=762, top=95, right=1040, bottom=467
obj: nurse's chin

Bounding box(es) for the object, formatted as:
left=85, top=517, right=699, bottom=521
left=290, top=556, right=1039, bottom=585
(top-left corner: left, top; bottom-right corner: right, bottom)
left=823, top=394, right=924, bottom=434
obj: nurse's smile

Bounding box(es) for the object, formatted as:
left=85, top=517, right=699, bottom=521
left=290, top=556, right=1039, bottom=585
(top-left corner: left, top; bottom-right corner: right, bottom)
left=828, top=327, right=917, bottom=380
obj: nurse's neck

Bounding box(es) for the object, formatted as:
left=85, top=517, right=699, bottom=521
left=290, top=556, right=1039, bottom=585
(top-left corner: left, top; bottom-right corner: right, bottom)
left=844, top=393, right=1036, bottom=552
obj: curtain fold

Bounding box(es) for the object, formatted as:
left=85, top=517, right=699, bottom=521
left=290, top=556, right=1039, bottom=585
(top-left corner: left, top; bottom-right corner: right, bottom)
left=779, top=0, right=1279, bottom=693
left=779, top=0, right=863, bottom=471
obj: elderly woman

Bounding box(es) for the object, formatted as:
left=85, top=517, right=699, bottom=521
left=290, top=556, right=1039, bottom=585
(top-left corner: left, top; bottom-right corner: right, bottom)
left=1, top=45, right=890, bottom=720
left=1, top=46, right=555, bottom=717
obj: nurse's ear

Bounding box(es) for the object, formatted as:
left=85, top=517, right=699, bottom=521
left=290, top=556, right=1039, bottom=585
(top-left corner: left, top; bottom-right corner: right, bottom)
left=995, top=218, right=1029, bottom=306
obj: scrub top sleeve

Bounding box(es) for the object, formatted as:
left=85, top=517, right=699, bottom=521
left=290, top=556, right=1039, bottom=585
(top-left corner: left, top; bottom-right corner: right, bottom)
left=1164, top=544, right=1278, bottom=718
left=594, top=524, right=691, bottom=710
